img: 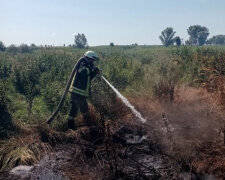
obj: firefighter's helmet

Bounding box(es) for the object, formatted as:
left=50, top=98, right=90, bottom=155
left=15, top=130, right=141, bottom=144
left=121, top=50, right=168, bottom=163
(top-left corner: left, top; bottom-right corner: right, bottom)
left=84, top=51, right=99, bottom=61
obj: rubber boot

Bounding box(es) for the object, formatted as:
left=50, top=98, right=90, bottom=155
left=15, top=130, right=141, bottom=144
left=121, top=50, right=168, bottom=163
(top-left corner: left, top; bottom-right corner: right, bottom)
left=68, top=119, right=77, bottom=130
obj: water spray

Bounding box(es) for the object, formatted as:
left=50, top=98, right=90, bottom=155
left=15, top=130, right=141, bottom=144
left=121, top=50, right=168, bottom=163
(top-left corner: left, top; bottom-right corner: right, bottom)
left=101, top=76, right=146, bottom=123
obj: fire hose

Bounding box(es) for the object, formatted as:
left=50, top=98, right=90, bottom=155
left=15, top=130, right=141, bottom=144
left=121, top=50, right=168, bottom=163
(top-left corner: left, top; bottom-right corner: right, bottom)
left=46, top=58, right=82, bottom=124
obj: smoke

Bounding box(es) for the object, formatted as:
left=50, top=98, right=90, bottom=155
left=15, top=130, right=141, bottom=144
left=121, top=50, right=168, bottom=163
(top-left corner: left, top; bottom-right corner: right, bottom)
left=128, top=86, right=224, bottom=151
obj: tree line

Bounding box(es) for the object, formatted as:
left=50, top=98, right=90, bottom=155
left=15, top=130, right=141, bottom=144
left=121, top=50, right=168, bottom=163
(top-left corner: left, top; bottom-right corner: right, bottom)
left=1, top=25, right=225, bottom=52
left=159, top=25, right=225, bottom=47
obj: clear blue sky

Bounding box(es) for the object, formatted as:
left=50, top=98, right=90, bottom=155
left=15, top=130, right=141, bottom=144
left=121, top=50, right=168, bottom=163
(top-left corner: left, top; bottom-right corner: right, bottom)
left=1, top=0, right=225, bottom=46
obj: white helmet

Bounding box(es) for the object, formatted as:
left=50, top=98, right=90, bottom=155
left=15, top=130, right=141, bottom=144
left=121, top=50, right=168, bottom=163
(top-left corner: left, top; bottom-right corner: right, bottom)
left=84, top=51, right=99, bottom=61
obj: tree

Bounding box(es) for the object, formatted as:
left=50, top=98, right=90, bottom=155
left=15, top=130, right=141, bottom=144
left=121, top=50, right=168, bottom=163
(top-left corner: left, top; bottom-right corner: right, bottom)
left=186, top=25, right=209, bottom=46
left=0, top=41, right=6, bottom=51
left=74, top=33, right=88, bottom=48
left=174, top=36, right=181, bottom=46
left=14, top=61, right=41, bottom=115
left=30, top=43, right=36, bottom=47
left=131, top=43, right=138, bottom=46
left=7, top=44, right=18, bottom=54
left=207, top=35, right=225, bottom=45
left=110, top=42, right=114, bottom=47
left=19, top=44, right=30, bottom=53
left=159, top=27, right=176, bottom=47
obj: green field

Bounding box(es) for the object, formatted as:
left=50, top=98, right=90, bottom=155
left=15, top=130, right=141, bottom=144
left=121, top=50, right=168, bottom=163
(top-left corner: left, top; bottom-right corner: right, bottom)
left=1, top=45, right=225, bottom=125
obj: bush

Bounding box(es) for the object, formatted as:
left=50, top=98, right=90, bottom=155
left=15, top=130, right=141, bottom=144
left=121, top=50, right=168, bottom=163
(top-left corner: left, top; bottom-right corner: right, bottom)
left=150, top=52, right=181, bottom=101
left=41, top=82, right=62, bottom=112
left=0, top=81, right=13, bottom=139
left=14, top=59, right=41, bottom=115
left=102, top=56, right=144, bottom=90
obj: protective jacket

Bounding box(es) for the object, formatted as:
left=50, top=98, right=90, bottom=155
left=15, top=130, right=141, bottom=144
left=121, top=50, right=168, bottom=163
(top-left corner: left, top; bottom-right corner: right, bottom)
left=69, top=57, right=97, bottom=97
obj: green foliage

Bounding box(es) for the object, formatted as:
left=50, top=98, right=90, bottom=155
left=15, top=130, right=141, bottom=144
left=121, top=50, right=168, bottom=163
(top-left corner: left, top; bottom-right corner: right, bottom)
left=91, top=77, right=118, bottom=120
left=0, top=57, right=14, bottom=138
left=147, top=51, right=180, bottom=101
left=102, top=55, right=144, bottom=90
left=14, top=59, right=41, bottom=114
left=186, top=25, right=209, bottom=46
left=7, top=44, right=18, bottom=54
left=110, top=42, right=114, bottom=47
left=207, top=35, right=225, bottom=45
left=0, top=57, right=11, bottom=80
left=41, top=82, right=62, bottom=112
left=74, top=33, right=88, bottom=48
left=174, top=36, right=181, bottom=46
left=0, top=81, right=13, bottom=139
left=19, top=44, right=30, bottom=53
left=159, top=27, right=176, bottom=47
left=30, top=43, right=36, bottom=47
left=0, top=41, right=6, bottom=51
left=0, top=45, right=225, bottom=131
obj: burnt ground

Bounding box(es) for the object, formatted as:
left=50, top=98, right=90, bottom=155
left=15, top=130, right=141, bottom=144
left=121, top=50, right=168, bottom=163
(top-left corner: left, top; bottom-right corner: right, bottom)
left=0, top=126, right=178, bottom=180
left=0, top=122, right=223, bottom=180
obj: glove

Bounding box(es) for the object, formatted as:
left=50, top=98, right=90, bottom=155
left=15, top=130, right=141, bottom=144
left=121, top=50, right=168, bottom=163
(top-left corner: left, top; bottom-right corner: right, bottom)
left=94, top=67, right=100, bottom=74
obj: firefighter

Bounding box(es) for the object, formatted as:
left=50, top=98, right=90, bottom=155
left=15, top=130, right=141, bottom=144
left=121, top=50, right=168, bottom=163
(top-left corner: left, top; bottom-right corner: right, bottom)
left=67, top=51, right=100, bottom=130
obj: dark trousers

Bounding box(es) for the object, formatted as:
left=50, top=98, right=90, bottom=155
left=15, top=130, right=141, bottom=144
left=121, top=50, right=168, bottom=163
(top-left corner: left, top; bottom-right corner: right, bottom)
left=68, top=93, right=92, bottom=127
left=69, top=93, right=88, bottom=117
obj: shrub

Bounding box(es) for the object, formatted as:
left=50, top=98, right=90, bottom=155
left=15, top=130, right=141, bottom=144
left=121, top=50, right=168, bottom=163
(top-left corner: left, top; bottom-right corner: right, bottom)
left=0, top=81, right=13, bottom=139
left=14, top=60, right=41, bottom=115
left=41, top=82, right=62, bottom=112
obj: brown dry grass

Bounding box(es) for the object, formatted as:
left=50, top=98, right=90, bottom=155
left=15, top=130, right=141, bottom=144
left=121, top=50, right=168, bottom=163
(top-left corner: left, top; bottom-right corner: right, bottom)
left=201, top=67, right=225, bottom=107
left=0, top=124, right=88, bottom=171
left=192, top=141, right=225, bottom=178
left=0, top=125, right=52, bottom=171
left=128, top=85, right=225, bottom=178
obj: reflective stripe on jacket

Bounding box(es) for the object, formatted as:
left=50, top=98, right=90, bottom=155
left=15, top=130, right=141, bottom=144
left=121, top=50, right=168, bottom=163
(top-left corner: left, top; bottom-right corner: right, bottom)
left=69, top=58, right=96, bottom=97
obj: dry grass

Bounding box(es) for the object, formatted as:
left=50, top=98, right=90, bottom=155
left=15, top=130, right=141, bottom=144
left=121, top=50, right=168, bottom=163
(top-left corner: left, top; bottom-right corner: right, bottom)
left=192, top=141, right=225, bottom=178
left=0, top=126, right=52, bottom=171
left=201, top=67, right=225, bottom=107
left=128, top=85, right=225, bottom=178
left=0, top=124, right=85, bottom=171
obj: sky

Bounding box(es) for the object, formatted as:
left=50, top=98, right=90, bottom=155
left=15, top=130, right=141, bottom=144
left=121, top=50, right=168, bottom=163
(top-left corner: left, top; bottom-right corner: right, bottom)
left=1, top=0, right=225, bottom=46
